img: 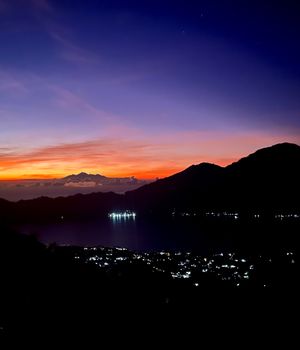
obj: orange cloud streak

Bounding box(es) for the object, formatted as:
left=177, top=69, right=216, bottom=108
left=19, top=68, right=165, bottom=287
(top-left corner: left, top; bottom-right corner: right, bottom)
left=0, top=130, right=299, bottom=180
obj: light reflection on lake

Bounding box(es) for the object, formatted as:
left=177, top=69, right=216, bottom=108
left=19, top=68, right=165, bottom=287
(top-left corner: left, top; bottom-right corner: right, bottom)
left=18, top=217, right=230, bottom=253
left=17, top=217, right=295, bottom=253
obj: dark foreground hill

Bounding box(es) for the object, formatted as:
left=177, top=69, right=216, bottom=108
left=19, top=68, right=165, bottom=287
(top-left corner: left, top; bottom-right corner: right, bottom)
left=0, top=143, right=299, bottom=222
left=0, top=226, right=298, bottom=342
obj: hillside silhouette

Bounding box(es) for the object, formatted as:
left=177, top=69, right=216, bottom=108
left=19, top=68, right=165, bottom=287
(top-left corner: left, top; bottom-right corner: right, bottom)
left=0, top=225, right=298, bottom=340
left=0, top=143, right=299, bottom=222
left=127, top=142, right=300, bottom=213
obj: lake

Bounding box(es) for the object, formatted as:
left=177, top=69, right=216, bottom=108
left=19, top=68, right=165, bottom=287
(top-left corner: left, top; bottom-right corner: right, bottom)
left=17, top=216, right=297, bottom=253
left=18, top=217, right=243, bottom=253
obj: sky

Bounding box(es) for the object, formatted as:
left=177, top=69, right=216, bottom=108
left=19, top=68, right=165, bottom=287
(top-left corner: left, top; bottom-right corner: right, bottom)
left=0, top=0, right=300, bottom=179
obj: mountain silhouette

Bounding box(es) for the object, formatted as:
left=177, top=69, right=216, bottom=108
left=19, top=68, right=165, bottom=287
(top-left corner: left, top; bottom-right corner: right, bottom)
left=125, top=142, right=300, bottom=213
left=61, top=172, right=142, bottom=186
left=125, top=162, right=225, bottom=212
left=1, top=143, right=299, bottom=221
left=62, top=172, right=107, bottom=182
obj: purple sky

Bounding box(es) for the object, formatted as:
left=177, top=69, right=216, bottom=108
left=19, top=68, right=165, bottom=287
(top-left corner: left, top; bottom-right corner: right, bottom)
left=0, top=0, right=300, bottom=179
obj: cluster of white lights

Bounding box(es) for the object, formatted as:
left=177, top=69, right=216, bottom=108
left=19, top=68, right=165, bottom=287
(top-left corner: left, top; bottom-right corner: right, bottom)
left=205, top=212, right=239, bottom=219
left=171, top=271, right=191, bottom=279
left=275, top=214, right=300, bottom=219
left=108, top=211, right=136, bottom=219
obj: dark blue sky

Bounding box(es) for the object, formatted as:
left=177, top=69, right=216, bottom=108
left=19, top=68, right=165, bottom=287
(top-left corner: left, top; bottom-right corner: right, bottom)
left=0, top=0, right=300, bottom=179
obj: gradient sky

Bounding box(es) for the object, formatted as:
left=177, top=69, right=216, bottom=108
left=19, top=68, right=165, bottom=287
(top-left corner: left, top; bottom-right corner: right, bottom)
left=1, top=0, right=300, bottom=179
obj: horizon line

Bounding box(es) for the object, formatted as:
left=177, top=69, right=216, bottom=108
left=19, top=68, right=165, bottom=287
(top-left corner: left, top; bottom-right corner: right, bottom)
left=1, top=141, right=299, bottom=181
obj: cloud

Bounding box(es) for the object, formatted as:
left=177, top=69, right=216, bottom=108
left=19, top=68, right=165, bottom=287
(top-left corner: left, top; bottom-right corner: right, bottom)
left=0, top=71, right=29, bottom=95
left=30, top=0, right=52, bottom=13
left=0, top=0, right=52, bottom=14
left=0, top=129, right=299, bottom=180
left=49, top=30, right=99, bottom=64
left=0, top=0, right=8, bottom=12
left=50, top=85, right=117, bottom=122
left=16, top=0, right=97, bottom=65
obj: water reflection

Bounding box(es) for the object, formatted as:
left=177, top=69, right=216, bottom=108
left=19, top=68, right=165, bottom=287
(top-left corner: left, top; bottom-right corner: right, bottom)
left=17, top=217, right=295, bottom=253
left=17, top=217, right=230, bottom=253
left=108, top=211, right=136, bottom=220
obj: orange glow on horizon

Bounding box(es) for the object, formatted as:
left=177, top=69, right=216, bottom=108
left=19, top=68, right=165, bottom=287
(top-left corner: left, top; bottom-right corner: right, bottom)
left=0, top=131, right=298, bottom=181
left=0, top=159, right=235, bottom=181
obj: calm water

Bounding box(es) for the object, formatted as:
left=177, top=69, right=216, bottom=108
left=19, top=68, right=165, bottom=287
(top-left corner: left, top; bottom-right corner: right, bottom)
left=18, top=217, right=297, bottom=253
left=18, top=217, right=239, bottom=253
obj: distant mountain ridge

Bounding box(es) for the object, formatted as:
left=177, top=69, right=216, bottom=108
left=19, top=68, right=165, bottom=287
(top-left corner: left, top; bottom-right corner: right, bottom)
left=62, top=172, right=140, bottom=185
left=0, top=172, right=149, bottom=201
left=62, top=172, right=107, bottom=182
left=1, top=143, right=299, bottom=220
